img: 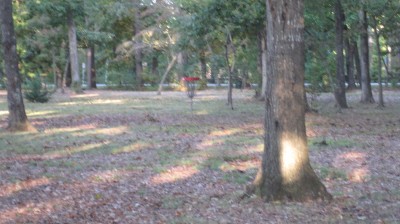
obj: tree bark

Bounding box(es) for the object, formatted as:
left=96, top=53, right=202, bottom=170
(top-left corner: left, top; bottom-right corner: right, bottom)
left=86, top=46, right=96, bottom=89
left=52, top=50, right=63, bottom=91
left=177, top=51, right=188, bottom=80
left=345, top=38, right=357, bottom=89
left=157, top=55, right=177, bottom=95
left=257, top=30, right=267, bottom=100
left=353, top=41, right=362, bottom=87
left=134, top=3, right=143, bottom=89
left=372, top=17, right=384, bottom=108
left=0, top=0, right=35, bottom=132
left=152, top=55, right=159, bottom=77
left=252, top=0, right=332, bottom=202
left=225, top=31, right=235, bottom=110
left=199, top=51, right=207, bottom=89
left=334, top=0, right=348, bottom=108
left=359, top=8, right=375, bottom=103
left=67, top=12, right=81, bottom=93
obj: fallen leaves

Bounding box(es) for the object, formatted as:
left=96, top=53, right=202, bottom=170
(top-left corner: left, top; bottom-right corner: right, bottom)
left=0, top=89, right=399, bottom=223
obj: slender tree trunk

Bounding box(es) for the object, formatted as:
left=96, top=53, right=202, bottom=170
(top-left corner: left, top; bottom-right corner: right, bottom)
left=225, top=32, right=235, bottom=110
left=0, top=66, right=4, bottom=85
left=199, top=51, right=207, bottom=89
left=0, top=0, right=35, bottom=132
left=86, top=48, right=92, bottom=90
left=152, top=55, right=159, bottom=76
left=334, top=0, right=348, bottom=108
left=86, top=46, right=96, bottom=89
left=345, top=38, right=357, bottom=89
left=134, top=4, right=143, bottom=89
left=372, top=17, right=384, bottom=108
left=52, top=51, right=63, bottom=91
left=67, top=12, right=81, bottom=93
left=252, top=0, right=331, bottom=202
left=177, top=51, right=188, bottom=80
left=257, top=30, right=267, bottom=100
left=353, top=41, right=362, bottom=87
left=359, top=8, right=375, bottom=103
left=157, top=55, right=177, bottom=95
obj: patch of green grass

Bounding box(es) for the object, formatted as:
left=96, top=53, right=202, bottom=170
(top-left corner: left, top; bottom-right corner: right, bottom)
left=222, top=153, right=252, bottom=162
left=223, top=171, right=251, bottom=184
left=161, top=196, right=184, bottom=209
left=199, top=157, right=226, bottom=171
left=153, top=165, right=168, bottom=174
left=168, top=216, right=208, bottom=224
left=309, top=137, right=360, bottom=149
left=318, top=166, right=347, bottom=180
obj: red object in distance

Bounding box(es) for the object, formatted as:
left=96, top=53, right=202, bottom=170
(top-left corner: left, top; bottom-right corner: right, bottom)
left=182, top=77, right=200, bottom=82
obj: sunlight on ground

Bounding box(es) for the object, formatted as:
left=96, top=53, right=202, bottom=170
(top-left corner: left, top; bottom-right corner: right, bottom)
left=46, top=142, right=107, bottom=156
left=74, top=126, right=129, bottom=137
left=348, top=168, right=369, bottom=182
left=71, top=93, right=100, bottom=98
left=219, top=160, right=259, bottom=172
left=0, top=177, right=51, bottom=198
left=151, top=166, right=198, bottom=185
left=48, top=125, right=97, bottom=134
left=194, top=110, right=209, bottom=115
left=209, top=128, right=242, bottom=137
left=1, top=198, right=62, bottom=222
left=56, top=99, right=125, bottom=106
left=26, top=110, right=56, bottom=117
left=93, top=126, right=130, bottom=135
left=249, top=143, right=264, bottom=153
left=91, top=170, right=125, bottom=183
left=335, top=152, right=370, bottom=183
left=0, top=110, right=8, bottom=116
left=112, top=142, right=152, bottom=154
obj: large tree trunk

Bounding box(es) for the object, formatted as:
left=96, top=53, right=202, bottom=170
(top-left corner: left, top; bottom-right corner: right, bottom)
left=334, top=0, right=348, bottom=108
left=134, top=4, right=143, bottom=89
left=345, top=38, right=357, bottom=89
left=67, top=12, right=81, bottom=93
left=372, top=17, right=384, bottom=108
left=0, top=0, right=34, bottom=132
left=252, top=0, right=332, bottom=202
left=86, top=46, right=96, bottom=89
left=359, top=8, right=375, bottom=103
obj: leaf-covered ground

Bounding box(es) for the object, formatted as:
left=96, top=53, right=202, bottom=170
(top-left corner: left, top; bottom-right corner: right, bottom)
left=0, top=89, right=399, bottom=223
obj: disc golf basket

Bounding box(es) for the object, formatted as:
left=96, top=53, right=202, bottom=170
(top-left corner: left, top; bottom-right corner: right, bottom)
left=182, top=76, right=200, bottom=111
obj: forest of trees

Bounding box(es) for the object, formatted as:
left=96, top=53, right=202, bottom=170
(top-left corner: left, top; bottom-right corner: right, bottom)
left=0, top=0, right=398, bottom=98
left=1, top=0, right=400, bottom=204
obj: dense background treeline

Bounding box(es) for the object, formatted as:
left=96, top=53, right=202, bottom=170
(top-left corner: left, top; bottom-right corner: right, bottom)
left=0, top=0, right=399, bottom=98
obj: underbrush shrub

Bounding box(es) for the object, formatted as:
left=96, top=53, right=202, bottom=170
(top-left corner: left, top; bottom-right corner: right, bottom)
left=24, top=76, right=51, bottom=103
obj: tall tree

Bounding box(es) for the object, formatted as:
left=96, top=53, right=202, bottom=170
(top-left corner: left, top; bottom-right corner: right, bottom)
left=359, top=3, right=375, bottom=103
left=0, top=0, right=34, bottom=131
left=67, top=11, right=81, bottom=93
left=251, top=0, right=332, bottom=201
left=133, top=0, right=143, bottom=89
left=345, top=38, right=357, bottom=89
left=371, top=16, right=384, bottom=108
left=334, top=0, right=348, bottom=108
